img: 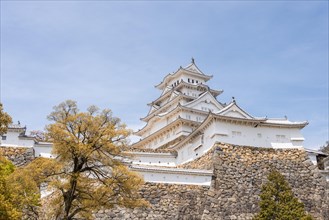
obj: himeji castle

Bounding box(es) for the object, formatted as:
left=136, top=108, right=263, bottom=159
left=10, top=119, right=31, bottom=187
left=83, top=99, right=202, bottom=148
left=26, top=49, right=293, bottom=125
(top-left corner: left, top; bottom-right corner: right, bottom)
left=2, top=59, right=328, bottom=185
left=126, top=59, right=313, bottom=184
left=131, top=59, right=308, bottom=155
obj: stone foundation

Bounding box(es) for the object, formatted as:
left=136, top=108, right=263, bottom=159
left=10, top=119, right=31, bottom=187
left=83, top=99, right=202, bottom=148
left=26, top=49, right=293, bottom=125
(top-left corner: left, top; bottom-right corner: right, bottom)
left=202, top=144, right=329, bottom=220
left=2, top=144, right=328, bottom=219
left=96, top=144, right=329, bottom=220
left=0, top=146, right=34, bottom=166
left=94, top=183, right=209, bottom=220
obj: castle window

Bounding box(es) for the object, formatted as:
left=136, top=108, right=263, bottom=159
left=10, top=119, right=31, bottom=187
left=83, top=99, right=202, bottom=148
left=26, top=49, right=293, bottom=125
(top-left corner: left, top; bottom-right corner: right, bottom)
left=196, top=80, right=198, bottom=83
left=188, top=78, right=190, bottom=83
left=276, top=135, right=286, bottom=142
left=232, top=131, right=242, bottom=137
left=192, top=79, right=194, bottom=83
left=186, top=115, right=191, bottom=120
left=1, top=136, right=6, bottom=140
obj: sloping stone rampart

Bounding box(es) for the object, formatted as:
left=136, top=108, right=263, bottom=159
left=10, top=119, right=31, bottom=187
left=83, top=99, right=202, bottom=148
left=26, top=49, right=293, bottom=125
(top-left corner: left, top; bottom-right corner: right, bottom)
left=0, top=146, right=34, bottom=166
left=202, top=144, right=329, bottom=220
left=96, top=144, right=328, bottom=220
left=94, top=183, right=209, bottom=220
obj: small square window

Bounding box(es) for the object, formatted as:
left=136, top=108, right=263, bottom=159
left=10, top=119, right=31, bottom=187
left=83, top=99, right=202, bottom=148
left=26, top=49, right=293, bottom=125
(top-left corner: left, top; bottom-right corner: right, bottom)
left=1, top=136, right=6, bottom=140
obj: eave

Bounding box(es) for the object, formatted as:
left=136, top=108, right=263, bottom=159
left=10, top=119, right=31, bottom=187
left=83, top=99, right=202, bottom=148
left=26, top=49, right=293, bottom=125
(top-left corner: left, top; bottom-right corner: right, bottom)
left=140, top=94, right=195, bottom=123
left=155, top=68, right=213, bottom=90
left=137, top=101, right=211, bottom=137
left=262, top=120, right=309, bottom=128
left=132, top=117, right=201, bottom=148
left=130, top=165, right=213, bottom=176
left=175, top=81, right=223, bottom=97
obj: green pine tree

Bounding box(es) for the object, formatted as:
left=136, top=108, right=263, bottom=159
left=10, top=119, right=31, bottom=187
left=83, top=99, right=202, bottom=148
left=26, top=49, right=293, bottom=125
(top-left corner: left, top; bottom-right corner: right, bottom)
left=253, top=170, right=313, bottom=220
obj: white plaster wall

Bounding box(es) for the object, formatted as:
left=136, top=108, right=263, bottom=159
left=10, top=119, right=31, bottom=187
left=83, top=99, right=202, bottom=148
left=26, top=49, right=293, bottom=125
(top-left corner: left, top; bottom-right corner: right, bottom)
left=130, top=154, right=177, bottom=167
left=143, top=123, right=188, bottom=149
left=176, top=120, right=305, bottom=165
left=180, top=87, right=203, bottom=97
left=178, top=111, right=206, bottom=123
left=210, top=120, right=304, bottom=148
left=34, top=144, right=54, bottom=158
left=136, top=170, right=212, bottom=186
left=180, top=74, right=206, bottom=85
left=167, top=74, right=206, bottom=89
left=1, top=131, right=34, bottom=148
left=177, top=130, right=218, bottom=165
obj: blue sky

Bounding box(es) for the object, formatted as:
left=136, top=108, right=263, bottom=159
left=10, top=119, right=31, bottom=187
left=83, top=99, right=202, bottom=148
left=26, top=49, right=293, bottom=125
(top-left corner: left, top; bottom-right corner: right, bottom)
left=1, top=1, right=328, bottom=149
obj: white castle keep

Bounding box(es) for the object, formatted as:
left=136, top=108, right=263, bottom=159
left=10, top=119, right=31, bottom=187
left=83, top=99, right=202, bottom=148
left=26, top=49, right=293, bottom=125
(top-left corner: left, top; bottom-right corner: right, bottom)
left=124, top=59, right=323, bottom=184
left=130, top=60, right=306, bottom=157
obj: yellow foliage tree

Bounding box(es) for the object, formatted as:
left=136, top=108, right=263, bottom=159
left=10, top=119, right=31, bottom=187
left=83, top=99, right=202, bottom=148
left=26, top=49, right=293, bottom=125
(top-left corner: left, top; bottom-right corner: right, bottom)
left=39, top=100, right=146, bottom=219
left=0, top=156, right=40, bottom=220
left=0, top=103, right=12, bottom=136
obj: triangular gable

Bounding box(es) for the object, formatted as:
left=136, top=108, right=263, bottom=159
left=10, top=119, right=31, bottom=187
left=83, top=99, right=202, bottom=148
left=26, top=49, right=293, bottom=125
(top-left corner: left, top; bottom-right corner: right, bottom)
left=168, top=91, right=180, bottom=102
left=161, top=86, right=172, bottom=95
left=216, top=102, right=253, bottom=119
left=184, top=91, right=224, bottom=112
left=183, top=63, right=204, bottom=75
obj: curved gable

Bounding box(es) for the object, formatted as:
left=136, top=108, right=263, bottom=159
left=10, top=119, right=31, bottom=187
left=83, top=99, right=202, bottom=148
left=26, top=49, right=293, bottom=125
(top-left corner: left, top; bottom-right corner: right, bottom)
left=217, top=102, right=253, bottom=119
left=223, top=110, right=248, bottom=119
left=184, top=91, right=224, bottom=112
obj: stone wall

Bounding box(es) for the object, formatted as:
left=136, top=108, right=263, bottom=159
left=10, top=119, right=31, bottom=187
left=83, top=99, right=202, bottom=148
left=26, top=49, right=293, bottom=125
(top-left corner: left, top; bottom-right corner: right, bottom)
left=202, top=144, right=329, bottom=220
left=94, top=183, right=209, bottom=220
left=0, top=146, right=34, bottom=166
left=95, top=143, right=328, bottom=220
left=324, top=157, right=329, bottom=170
left=3, top=144, right=327, bottom=219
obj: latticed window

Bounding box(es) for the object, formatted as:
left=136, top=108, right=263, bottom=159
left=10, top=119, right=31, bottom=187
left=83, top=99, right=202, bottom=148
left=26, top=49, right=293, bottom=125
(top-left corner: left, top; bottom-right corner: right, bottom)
left=232, top=131, right=242, bottom=137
